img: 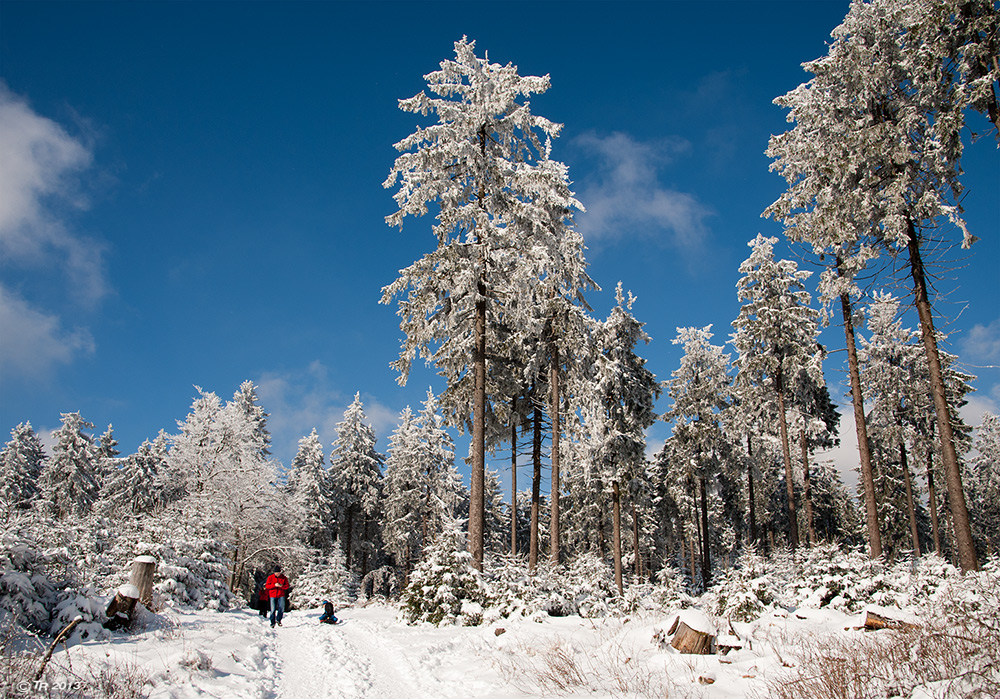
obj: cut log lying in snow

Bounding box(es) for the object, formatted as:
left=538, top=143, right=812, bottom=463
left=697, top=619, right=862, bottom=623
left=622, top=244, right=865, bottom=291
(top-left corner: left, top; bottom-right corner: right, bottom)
left=670, top=620, right=716, bottom=654
left=862, top=610, right=919, bottom=632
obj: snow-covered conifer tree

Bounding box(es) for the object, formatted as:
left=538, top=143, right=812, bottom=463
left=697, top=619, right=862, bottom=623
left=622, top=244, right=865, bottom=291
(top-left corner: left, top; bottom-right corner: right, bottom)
left=382, top=407, right=424, bottom=571
left=382, top=37, right=587, bottom=569
left=287, top=428, right=333, bottom=552
left=583, top=285, right=660, bottom=593
left=859, top=292, right=928, bottom=557
left=730, top=234, right=819, bottom=550
left=0, top=422, right=46, bottom=521
left=39, top=412, right=100, bottom=519
left=100, top=437, right=166, bottom=516
left=400, top=514, right=487, bottom=626
left=231, top=379, right=271, bottom=457
left=789, top=350, right=840, bottom=547
left=329, top=393, right=384, bottom=576
left=94, top=423, right=119, bottom=492
left=664, top=326, right=731, bottom=587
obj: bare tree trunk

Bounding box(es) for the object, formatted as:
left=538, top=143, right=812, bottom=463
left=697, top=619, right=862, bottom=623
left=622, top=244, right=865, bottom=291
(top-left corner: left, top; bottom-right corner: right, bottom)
left=469, top=132, right=488, bottom=572
left=689, top=527, right=697, bottom=585
left=679, top=534, right=687, bottom=580
left=901, top=441, right=921, bottom=556
left=510, top=398, right=518, bottom=557
left=529, top=402, right=542, bottom=571
left=747, top=435, right=757, bottom=547
left=699, top=475, right=711, bottom=586
left=344, top=506, right=355, bottom=572
left=612, top=480, right=623, bottom=595
left=362, top=516, right=371, bottom=578
left=801, top=429, right=817, bottom=547
left=838, top=258, right=883, bottom=559
left=469, top=279, right=486, bottom=571
left=926, top=445, right=942, bottom=555
left=631, top=501, right=641, bottom=580
left=549, top=342, right=561, bottom=565
left=775, top=365, right=799, bottom=549
left=906, top=221, right=977, bottom=572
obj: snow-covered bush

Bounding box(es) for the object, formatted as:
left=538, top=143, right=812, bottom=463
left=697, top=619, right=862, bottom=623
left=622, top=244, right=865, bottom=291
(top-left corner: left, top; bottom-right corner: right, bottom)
left=0, top=528, right=62, bottom=634
left=484, top=553, right=620, bottom=619
left=702, top=550, right=776, bottom=621
left=639, top=566, right=693, bottom=613
left=549, top=554, right=618, bottom=618
left=400, top=518, right=488, bottom=626
left=49, top=588, right=108, bottom=643
left=482, top=555, right=545, bottom=621
left=141, top=529, right=233, bottom=611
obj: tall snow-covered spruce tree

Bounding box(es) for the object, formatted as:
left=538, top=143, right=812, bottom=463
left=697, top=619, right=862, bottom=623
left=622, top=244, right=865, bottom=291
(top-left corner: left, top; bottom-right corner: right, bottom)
left=329, top=393, right=384, bottom=576
left=382, top=37, right=587, bottom=570
left=664, top=326, right=732, bottom=587
left=583, top=285, right=660, bottom=594
left=0, top=422, right=46, bottom=521
left=39, top=412, right=100, bottom=519
left=731, top=235, right=820, bottom=550
left=286, top=428, right=333, bottom=552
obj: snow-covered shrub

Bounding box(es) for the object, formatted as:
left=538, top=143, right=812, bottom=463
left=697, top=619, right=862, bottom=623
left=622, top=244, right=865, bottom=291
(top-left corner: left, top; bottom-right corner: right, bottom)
left=291, top=552, right=353, bottom=610
left=639, top=566, right=693, bottom=614
left=0, top=527, right=64, bottom=633
left=706, top=572, right=774, bottom=622
left=790, top=545, right=897, bottom=611
left=767, top=558, right=1000, bottom=699
left=482, top=555, right=544, bottom=621
left=524, top=554, right=619, bottom=618
left=49, top=588, right=108, bottom=643
left=400, top=518, right=488, bottom=626
left=146, top=535, right=234, bottom=611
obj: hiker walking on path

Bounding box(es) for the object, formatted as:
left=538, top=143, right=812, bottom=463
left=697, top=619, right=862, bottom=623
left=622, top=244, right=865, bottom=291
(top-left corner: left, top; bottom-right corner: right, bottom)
left=265, top=565, right=290, bottom=628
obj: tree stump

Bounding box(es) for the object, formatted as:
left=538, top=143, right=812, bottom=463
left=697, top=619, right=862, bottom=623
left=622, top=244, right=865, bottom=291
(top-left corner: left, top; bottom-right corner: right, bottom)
left=667, top=615, right=716, bottom=654
left=104, top=584, right=140, bottom=630
left=130, top=556, right=157, bottom=609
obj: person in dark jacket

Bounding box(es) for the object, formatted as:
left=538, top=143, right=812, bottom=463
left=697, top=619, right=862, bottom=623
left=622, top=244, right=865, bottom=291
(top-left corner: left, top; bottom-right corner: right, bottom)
left=256, top=583, right=269, bottom=617
left=264, top=565, right=290, bottom=628
left=319, top=601, right=338, bottom=624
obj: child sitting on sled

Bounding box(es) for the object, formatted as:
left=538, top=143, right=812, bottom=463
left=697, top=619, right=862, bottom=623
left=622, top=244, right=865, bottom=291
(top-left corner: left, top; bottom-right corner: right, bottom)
left=319, top=601, right=338, bottom=624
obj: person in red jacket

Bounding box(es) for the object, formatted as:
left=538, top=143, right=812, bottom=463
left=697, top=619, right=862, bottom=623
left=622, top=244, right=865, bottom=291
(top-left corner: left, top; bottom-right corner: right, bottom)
left=264, top=565, right=290, bottom=628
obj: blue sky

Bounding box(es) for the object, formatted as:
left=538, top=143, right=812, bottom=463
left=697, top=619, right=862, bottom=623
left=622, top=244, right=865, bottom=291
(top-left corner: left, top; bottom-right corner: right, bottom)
left=1, top=1, right=997, bottom=489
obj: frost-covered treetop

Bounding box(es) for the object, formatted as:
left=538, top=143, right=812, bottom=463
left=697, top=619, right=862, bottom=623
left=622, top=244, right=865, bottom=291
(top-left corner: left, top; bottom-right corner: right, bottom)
left=765, top=0, right=995, bottom=253
left=666, top=326, right=731, bottom=424
left=384, top=36, right=576, bottom=245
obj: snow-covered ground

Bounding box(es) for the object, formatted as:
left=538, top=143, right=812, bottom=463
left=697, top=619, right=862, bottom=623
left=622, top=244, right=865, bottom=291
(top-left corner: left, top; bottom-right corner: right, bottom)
left=30, top=600, right=945, bottom=699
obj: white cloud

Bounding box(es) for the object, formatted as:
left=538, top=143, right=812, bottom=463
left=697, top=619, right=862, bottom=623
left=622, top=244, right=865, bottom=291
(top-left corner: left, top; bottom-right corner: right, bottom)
left=255, top=361, right=401, bottom=469
left=0, top=83, right=106, bottom=304
left=0, top=84, right=105, bottom=381
left=961, top=394, right=999, bottom=428
left=961, top=317, right=1000, bottom=365
left=0, top=283, right=95, bottom=378
left=572, top=131, right=711, bottom=250
left=815, top=405, right=860, bottom=491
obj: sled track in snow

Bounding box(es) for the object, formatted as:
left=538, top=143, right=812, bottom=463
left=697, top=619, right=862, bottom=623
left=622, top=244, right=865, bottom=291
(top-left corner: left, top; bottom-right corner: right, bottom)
left=270, top=610, right=428, bottom=699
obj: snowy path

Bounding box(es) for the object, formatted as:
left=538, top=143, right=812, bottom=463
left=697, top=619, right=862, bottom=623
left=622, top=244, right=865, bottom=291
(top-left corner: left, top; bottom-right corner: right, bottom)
left=271, top=608, right=425, bottom=699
